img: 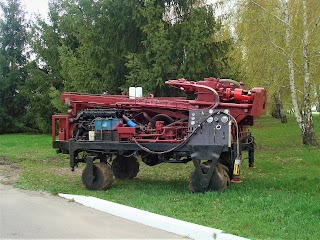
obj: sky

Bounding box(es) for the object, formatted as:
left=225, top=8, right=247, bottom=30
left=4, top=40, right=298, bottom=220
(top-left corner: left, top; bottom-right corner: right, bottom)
left=20, top=0, right=219, bottom=20
left=21, top=0, right=49, bottom=20
left=0, top=0, right=220, bottom=21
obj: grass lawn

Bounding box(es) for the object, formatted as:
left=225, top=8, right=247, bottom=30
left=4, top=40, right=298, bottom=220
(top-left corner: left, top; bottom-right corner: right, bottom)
left=0, top=115, right=319, bottom=239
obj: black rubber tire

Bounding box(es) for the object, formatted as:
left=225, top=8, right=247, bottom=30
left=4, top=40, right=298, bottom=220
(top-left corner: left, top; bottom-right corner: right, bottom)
left=141, top=154, right=160, bottom=166
left=112, top=156, right=140, bottom=180
left=220, top=164, right=231, bottom=186
left=218, top=153, right=234, bottom=180
left=188, top=170, right=207, bottom=193
left=207, top=163, right=230, bottom=192
left=189, top=163, right=230, bottom=193
left=129, top=157, right=140, bottom=179
left=81, top=163, right=114, bottom=190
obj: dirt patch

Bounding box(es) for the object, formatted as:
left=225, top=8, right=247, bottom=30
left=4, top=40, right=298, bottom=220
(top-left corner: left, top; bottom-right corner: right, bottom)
left=46, top=156, right=69, bottom=163
left=43, top=166, right=84, bottom=177
left=0, top=156, right=23, bottom=184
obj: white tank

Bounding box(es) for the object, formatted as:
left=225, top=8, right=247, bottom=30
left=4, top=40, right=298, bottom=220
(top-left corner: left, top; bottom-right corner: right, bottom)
left=88, top=131, right=95, bottom=141
left=129, top=87, right=136, bottom=98
left=129, top=87, right=143, bottom=98
left=135, top=87, right=143, bottom=97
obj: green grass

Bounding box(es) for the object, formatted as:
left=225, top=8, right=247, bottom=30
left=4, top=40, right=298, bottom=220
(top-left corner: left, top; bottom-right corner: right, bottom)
left=1, top=115, right=320, bottom=239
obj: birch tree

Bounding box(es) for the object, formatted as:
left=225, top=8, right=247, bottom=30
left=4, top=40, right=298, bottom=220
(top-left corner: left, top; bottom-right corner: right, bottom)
left=230, top=0, right=289, bottom=122
left=282, top=0, right=317, bottom=145
left=231, top=0, right=319, bottom=145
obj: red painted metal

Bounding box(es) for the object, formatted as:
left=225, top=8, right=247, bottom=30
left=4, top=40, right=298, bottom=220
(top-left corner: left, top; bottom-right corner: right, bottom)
left=52, top=115, right=70, bottom=141
left=52, top=78, right=267, bottom=143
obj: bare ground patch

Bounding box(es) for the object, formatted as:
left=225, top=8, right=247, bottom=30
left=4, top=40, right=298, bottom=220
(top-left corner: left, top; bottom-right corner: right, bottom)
left=0, top=156, right=23, bottom=184
left=43, top=166, right=84, bottom=176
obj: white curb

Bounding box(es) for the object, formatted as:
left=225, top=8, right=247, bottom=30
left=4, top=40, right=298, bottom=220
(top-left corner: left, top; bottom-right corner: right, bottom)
left=59, top=193, right=249, bottom=240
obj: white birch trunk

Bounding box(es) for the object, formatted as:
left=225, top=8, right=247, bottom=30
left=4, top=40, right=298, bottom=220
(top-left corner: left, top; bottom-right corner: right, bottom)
left=302, top=0, right=317, bottom=144
left=282, top=0, right=305, bottom=133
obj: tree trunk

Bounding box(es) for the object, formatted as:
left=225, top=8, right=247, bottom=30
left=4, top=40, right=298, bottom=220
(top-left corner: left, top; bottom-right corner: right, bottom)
left=283, top=0, right=304, bottom=131
left=317, top=86, right=320, bottom=112
left=271, top=93, right=287, bottom=123
left=278, top=93, right=287, bottom=123
left=282, top=0, right=318, bottom=145
left=302, top=0, right=317, bottom=145
left=271, top=94, right=281, bottom=119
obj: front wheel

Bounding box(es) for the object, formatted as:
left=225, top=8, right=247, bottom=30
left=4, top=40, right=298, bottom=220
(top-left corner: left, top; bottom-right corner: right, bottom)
left=81, top=163, right=114, bottom=190
left=207, top=163, right=230, bottom=192
left=189, top=163, right=230, bottom=193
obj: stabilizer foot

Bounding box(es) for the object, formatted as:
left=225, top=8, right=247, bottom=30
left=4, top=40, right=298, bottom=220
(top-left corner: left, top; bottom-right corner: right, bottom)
left=231, top=176, right=243, bottom=183
left=249, top=163, right=256, bottom=168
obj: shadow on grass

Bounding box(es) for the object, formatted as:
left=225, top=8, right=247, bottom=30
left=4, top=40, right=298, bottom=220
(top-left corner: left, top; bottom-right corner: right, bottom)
left=113, top=177, right=189, bottom=193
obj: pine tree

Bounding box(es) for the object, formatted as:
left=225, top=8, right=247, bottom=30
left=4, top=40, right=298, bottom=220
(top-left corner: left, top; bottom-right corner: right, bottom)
left=0, top=0, right=28, bottom=133
left=125, top=0, right=230, bottom=96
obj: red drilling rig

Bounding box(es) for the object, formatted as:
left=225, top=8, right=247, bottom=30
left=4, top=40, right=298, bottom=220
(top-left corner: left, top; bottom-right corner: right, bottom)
left=52, top=77, right=266, bottom=192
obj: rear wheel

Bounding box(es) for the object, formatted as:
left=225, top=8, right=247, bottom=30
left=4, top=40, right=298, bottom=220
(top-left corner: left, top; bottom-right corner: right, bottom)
left=189, top=162, right=230, bottom=193
left=112, top=156, right=140, bottom=180
left=141, top=153, right=160, bottom=166
left=81, top=163, right=114, bottom=190
left=189, top=170, right=207, bottom=193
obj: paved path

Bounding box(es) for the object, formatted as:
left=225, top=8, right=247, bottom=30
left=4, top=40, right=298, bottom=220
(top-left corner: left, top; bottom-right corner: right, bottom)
left=0, top=184, right=184, bottom=239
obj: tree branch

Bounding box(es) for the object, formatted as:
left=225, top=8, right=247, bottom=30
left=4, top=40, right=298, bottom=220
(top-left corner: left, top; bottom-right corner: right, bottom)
left=250, top=0, right=291, bottom=28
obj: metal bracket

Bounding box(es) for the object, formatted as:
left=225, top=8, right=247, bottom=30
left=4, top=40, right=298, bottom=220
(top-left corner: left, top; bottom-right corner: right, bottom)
left=84, top=156, right=96, bottom=184
left=69, top=139, right=76, bottom=171
left=189, top=145, right=223, bottom=189
left=248, top=136, right=255, bottom=167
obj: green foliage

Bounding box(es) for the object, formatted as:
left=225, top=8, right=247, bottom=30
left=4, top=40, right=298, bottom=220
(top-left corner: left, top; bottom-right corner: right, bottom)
left=34, top=0, right=231, bottom=97
left=48, top=86, right=68, bottom=114
left=0, top=0, right=28, bottom=133
left=125, top=0, right=231, bottom=95
left=124, top=0, right=173, bottom=94
left=230, top=0, right=320, bottom=111
left=0, top=0, right=232, bottom=132
left=54, top=0, right=143, bottom=94
left=19, top=62, right=61, bottom=133
left=231, top=1, right=286, bottom=88
left=231, top=0, right=319, bottom=144
left=23, top=1, right=75, bottom=132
